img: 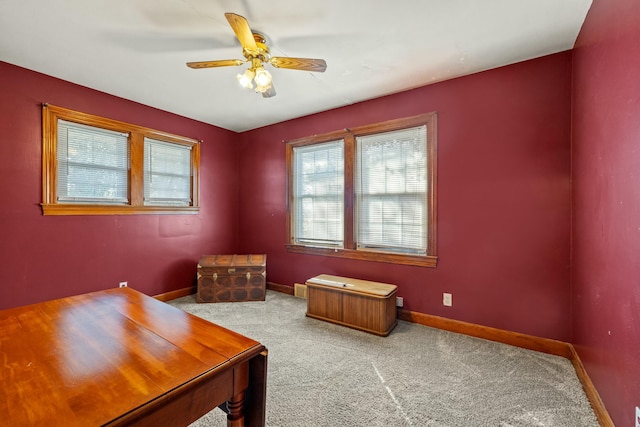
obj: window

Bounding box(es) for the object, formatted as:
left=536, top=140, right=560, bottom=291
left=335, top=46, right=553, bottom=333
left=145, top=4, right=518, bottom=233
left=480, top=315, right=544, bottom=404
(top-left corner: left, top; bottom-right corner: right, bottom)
left=42, top=104, right=200, bottom=215
left=143, top=138, right=193, bottom=206
left=292, top=140, right=344, bottom=247
left=356, top=125, right=428, bottom=255
left=56, top=120, right=130, bottom=205
left=286, top=113, right=437, bottom=267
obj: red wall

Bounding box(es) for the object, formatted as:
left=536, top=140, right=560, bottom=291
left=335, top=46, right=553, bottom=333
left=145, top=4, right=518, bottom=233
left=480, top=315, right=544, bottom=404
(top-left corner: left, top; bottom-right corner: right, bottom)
left=572, top=0, right=640, bottom=424
left=238, top=52, right=573, bottom=341
left=0, top=62, right=240, bottom=308
left=0, top=54, right=575, bottom=341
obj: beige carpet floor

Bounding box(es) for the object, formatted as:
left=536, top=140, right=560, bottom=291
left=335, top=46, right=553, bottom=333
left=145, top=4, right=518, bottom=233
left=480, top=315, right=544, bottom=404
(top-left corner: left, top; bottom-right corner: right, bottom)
left=167, top=290, right=598, bottom=427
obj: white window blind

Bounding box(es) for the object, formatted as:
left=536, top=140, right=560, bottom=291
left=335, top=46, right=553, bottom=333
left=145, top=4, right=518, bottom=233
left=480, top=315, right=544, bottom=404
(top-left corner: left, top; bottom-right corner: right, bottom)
left=143, top=138, right=192, bottom=206
left=292, top=140, right=344, bottom=247
left=56, top=119, right=129, bottom=204
left=355, top=125, right=427, bottom=254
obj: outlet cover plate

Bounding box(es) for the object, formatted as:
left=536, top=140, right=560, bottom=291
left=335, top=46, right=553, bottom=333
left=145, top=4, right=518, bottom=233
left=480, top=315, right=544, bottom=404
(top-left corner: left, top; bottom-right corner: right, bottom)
left=119, top=282, right=128, bottom=288
left=443, top=293, right=452, bottom=307
left=635, top=406, right=639, bottom=427
left=396, top=296, right=404, bottom=308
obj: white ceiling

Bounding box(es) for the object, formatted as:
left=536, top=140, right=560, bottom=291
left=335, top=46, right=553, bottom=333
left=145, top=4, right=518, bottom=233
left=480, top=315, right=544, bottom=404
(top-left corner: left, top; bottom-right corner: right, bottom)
left=0, top=0, right=592, bottom=132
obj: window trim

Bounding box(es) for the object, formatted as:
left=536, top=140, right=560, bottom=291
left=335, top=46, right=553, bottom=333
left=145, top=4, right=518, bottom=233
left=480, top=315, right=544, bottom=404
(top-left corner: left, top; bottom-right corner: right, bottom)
left=42, top=104, right=200, bottom=216
left=285, top=113, right=438, bottom=268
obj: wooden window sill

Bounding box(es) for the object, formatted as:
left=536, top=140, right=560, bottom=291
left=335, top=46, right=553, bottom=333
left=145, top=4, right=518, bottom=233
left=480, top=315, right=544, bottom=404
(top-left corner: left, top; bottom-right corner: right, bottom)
left=285, top=244, right=437, bottom=268
left=41, top=204, right=199, bottom=216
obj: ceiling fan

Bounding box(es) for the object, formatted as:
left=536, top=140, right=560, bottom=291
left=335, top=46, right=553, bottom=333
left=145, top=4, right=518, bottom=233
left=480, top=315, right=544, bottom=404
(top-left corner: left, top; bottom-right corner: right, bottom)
left=187, top=13, right=327, bottom=98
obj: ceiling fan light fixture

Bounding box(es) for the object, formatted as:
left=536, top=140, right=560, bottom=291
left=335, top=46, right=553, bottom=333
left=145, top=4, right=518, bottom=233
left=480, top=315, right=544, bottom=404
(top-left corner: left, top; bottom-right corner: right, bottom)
left=255, top=82, right=272, bottom=94
left=254, top=66, right=272, bottom=87
left=237, top=68, right=255, bottom=89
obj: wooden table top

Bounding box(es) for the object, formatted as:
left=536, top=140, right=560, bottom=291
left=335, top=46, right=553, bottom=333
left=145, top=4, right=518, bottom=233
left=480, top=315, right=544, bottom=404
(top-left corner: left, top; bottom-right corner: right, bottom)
left=0, top=287, right=264, bottom=426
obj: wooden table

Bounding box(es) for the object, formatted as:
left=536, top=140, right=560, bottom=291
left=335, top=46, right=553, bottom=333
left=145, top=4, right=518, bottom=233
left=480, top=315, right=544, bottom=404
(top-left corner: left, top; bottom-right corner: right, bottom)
left=0, top=287, right=267, bottom=427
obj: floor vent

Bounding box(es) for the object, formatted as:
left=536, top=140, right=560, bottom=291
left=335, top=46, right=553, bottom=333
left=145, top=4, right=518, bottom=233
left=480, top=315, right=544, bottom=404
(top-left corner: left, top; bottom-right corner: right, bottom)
left=294, top=283, right=307, bottom=299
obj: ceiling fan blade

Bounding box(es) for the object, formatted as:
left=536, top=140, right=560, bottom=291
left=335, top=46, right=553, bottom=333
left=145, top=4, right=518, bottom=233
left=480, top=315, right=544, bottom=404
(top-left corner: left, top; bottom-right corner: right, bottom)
left=225, top=13, right=259, bottom=54
left=186, top=59, right=245, bottom=69
left=261, top=84, right=276, bottom=98
left=269, top=57, right=327, bottom=73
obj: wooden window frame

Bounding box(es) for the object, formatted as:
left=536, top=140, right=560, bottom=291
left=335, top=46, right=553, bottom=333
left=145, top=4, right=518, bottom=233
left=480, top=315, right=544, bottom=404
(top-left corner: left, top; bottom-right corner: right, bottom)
left=285, top=113, right=438, bottom=268
left=42, top=104, right=200, bottom=215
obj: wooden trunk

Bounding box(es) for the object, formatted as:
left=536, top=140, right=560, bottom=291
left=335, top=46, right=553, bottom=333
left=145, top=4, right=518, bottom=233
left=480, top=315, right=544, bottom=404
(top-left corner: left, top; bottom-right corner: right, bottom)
left=197, top=254, right=266, bottom=303
left=305, top=274, right=397, bottom=336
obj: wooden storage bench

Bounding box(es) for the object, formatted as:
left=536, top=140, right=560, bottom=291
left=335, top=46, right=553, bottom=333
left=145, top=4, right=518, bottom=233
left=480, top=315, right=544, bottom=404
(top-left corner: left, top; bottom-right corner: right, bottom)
left=305, top=274, right=398, bottom=336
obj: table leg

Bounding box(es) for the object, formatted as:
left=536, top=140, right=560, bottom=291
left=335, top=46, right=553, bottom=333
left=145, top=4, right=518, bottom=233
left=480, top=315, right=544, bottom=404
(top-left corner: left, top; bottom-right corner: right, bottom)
left=224, top=350, right=268, bottom=427
left=226, top=392, right=246, bottom=427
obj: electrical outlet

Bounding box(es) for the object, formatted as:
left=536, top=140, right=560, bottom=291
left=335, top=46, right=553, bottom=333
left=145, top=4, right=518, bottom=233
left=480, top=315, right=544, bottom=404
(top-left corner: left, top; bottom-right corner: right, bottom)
left=635, top=406, right=639, bottom=427
left=119, top=281, right=128, bottom=288
left=443, top=292, right=452, bottom=307
left=396, top=296, right=404, bottom=308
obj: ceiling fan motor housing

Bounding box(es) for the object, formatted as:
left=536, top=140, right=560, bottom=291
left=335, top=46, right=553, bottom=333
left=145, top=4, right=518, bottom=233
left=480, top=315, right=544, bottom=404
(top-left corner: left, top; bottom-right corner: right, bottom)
left=243, top=32, right=270, bottom=63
